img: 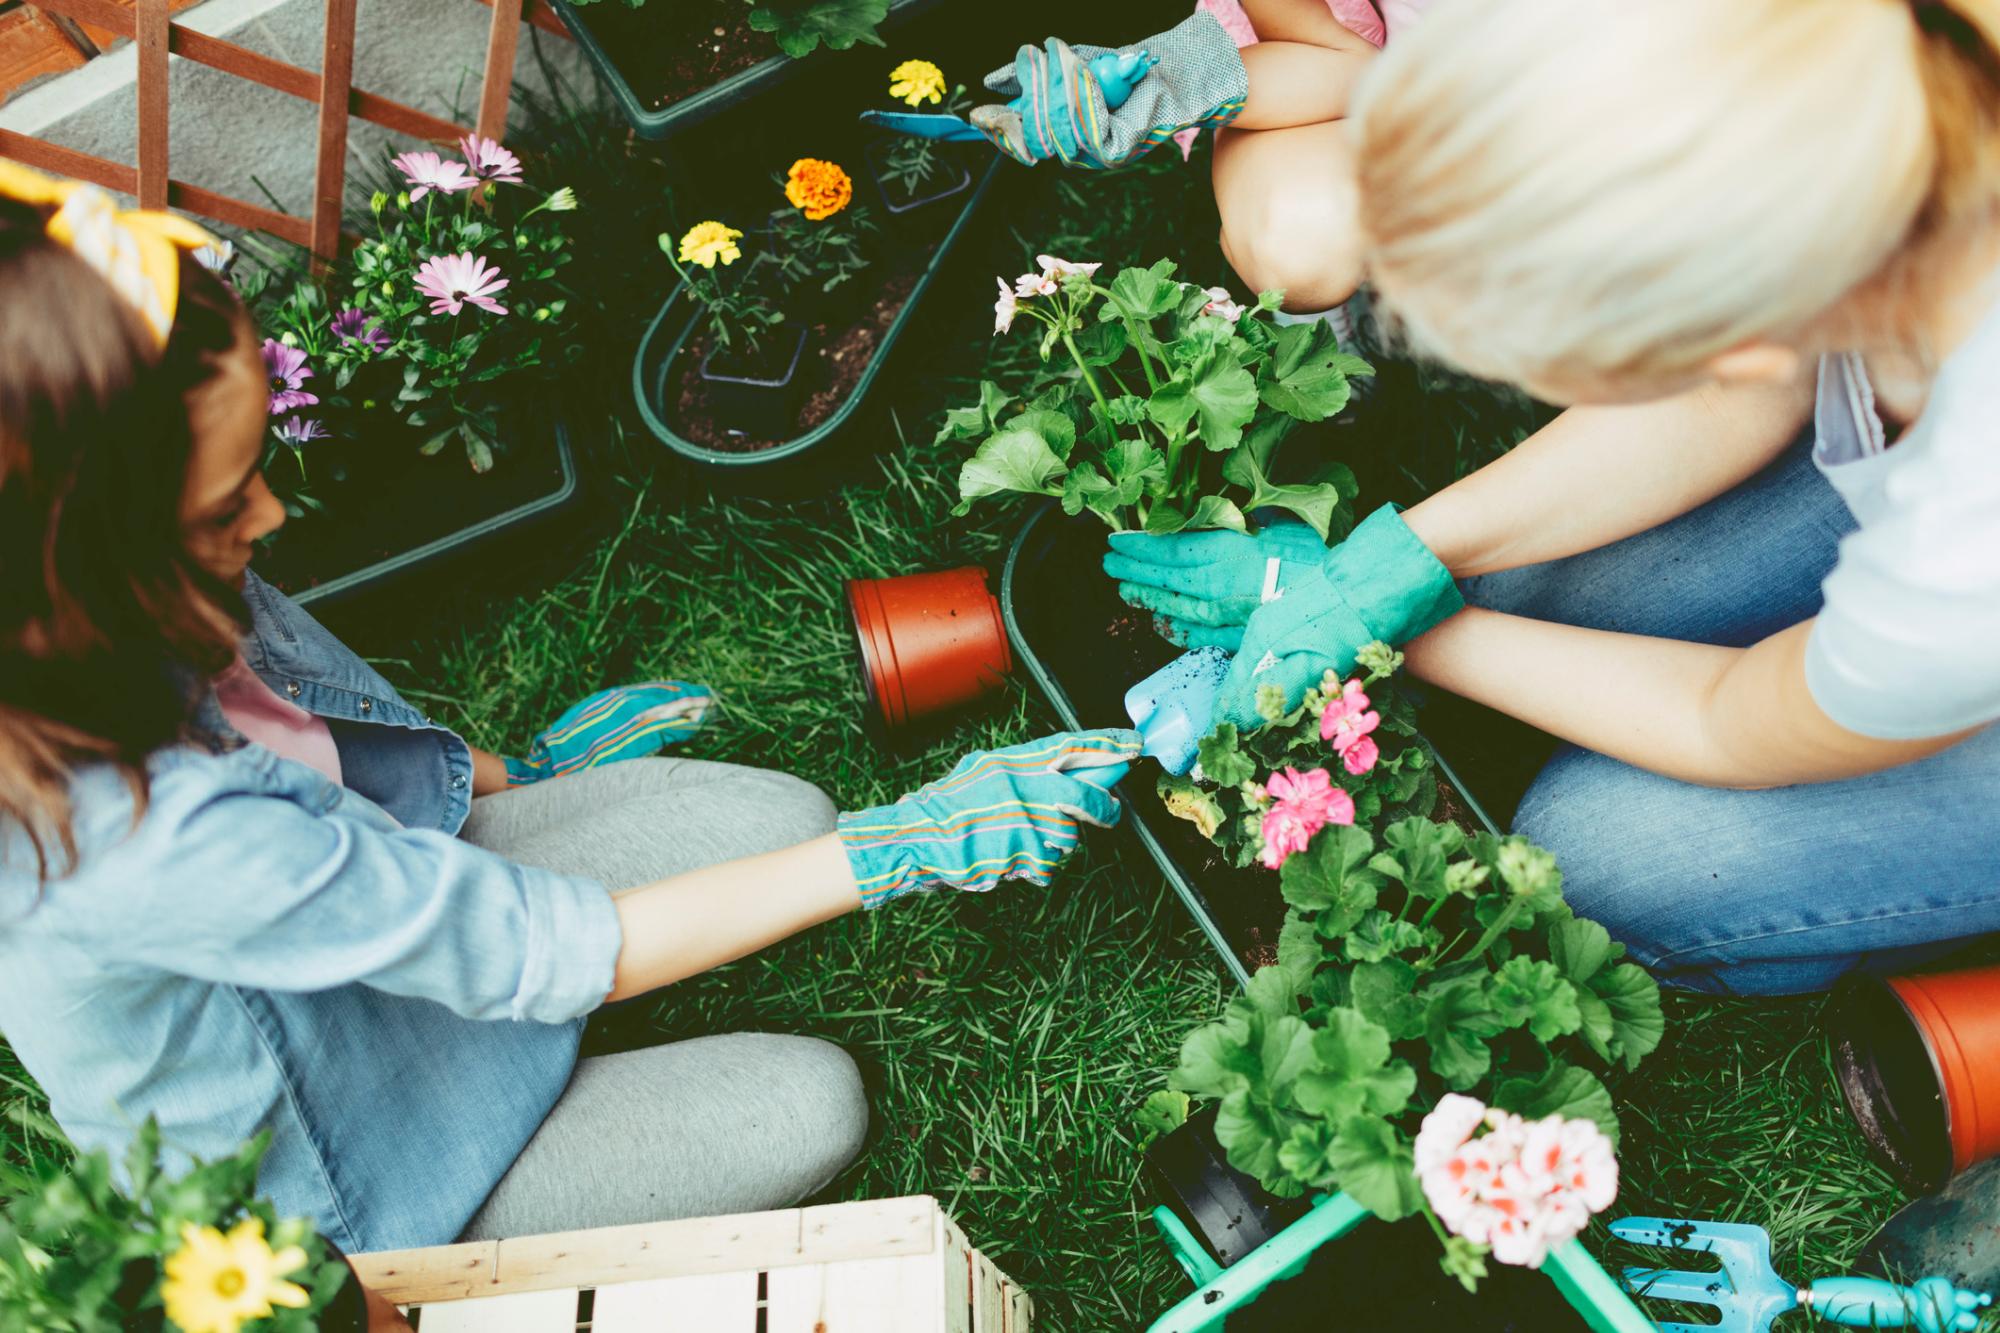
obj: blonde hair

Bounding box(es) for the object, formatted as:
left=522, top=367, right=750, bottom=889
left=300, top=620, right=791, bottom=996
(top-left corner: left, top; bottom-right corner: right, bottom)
left=1351, top=0, right=2000, bottom=395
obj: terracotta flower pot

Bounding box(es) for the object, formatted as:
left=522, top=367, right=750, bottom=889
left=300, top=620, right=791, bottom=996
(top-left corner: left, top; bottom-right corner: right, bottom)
left=847, top=568, right=1012, bottom=731
left=1829, top=965, right=2000, bottom=1193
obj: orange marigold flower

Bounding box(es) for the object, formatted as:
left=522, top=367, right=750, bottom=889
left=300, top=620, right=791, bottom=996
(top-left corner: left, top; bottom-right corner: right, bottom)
left=784, top=158, right=853, bottom=222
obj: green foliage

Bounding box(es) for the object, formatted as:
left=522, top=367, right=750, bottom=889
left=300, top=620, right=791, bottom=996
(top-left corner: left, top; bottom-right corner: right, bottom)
left=880, top=84, right=974, bottom=197
left=944, top=258, right=1368, bottom=535
left=745, top=0, right=889, bottom=57
left=247, top=166, right=579, bottom=484
left=764, top=191, right=878, bottom=299
left=1156, top=652, right=1665, bottom=1290
left=0, top=1121, right=348, bottom=1332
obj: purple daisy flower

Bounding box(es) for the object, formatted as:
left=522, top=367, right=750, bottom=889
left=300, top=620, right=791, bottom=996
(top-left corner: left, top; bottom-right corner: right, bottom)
left=458, top=133, right=523, bottom=186
left=261, top=339, right=318, bottom=415
left=274, top=415, right=329, bottom=448
left=391, top=150, right=475, bottom=201
left=330, top=307, right=391, bottom=353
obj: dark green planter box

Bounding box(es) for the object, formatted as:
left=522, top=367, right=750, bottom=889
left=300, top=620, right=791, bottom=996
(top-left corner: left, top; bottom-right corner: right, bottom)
left=634, top=155, right=1002, bottom=473
left=550, top=0, right=948, bottom=140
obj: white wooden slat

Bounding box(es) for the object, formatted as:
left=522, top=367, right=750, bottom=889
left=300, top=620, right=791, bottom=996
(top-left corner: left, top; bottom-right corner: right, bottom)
left=972, top=1253, right=1006, bottom=1333
left=764, top=1253, right=944, bottom=1332
left=411, top=1286, right=578, bottom=1332
left=589, top=1271, right=759, bottom=1333
left=939, top=1210, right=973, bottom=1333
left=1007, top=1281, right=1034, bottom=1332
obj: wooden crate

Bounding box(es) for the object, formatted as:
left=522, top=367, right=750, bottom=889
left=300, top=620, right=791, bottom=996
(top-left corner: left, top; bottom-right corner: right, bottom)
left=349, top=1194, right=1033, bottom=1333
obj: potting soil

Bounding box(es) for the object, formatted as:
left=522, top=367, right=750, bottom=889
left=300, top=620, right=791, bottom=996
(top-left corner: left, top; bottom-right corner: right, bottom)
left=562, top=0, right=774, bottom=110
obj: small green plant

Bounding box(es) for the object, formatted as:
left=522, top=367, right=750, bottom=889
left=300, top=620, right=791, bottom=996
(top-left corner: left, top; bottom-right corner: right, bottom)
left=768, top=158, right=875, bottom=298
left=943, top=256, right=1369, bottom=537
left=879, top=59, right=972, bottom=199
left=662, top=220, right=786, bottom=362
left=0, top=1120, right=354, bottom=1333
left=569, top=0, right=889, bottom=59
left=1155, top=648, right=1666, bottom=1291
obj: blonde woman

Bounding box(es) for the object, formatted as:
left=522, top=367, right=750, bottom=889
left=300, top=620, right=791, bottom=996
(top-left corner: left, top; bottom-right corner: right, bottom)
left=1107, top=0, right=2000, bottom=995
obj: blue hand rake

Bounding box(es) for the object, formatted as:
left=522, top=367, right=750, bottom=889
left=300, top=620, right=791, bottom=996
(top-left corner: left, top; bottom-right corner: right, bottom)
left=1610, top=1216, right=1992, bottom=1333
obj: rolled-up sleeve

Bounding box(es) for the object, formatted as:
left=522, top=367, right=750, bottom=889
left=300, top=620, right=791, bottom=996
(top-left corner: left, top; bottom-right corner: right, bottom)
left=76, top=761, right=622, bottom=1023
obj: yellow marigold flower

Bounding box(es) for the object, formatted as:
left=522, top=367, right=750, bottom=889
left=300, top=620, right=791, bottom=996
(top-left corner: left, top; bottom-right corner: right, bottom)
left=784, top=158, right=854, bottom=222
left=161, top=1218, right=311, bottom=1333
left=889, top=58, right=947, bottom=108
left=678, top=220, right=744, bottom=269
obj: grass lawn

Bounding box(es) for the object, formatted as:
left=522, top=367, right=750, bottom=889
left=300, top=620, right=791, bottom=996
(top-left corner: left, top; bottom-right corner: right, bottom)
left=1, top=52, right=1908, bottom=1331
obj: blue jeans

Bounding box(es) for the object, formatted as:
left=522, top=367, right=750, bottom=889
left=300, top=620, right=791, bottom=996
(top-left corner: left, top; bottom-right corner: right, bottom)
left=1462, top=435, right=2000, bottom=996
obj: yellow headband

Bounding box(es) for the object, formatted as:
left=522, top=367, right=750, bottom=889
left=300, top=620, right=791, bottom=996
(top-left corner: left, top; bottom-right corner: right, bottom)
left=0, top=159, right=221, bottom=347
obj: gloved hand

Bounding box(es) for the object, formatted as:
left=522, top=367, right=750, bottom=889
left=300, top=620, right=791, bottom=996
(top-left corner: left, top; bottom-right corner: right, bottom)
left=837, top=730, right=1139, bottom=910
left=1104, top=519, right=1332, bottom=650
left=504, top=682, right=715, bottom=786
left=1213, top=505, right=1463, bottom=729
left=970, top=11, right=1248, bottom=169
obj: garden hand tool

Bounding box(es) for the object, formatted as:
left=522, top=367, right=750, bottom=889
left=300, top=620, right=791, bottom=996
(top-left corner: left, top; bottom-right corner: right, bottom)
left=1213, top=504, right=1461, bottom=732
left=1125, top=647, right=1232, bottom=778
left=503, top=681, right=714, bottom=786
left=1104, top=519, right=1333, bottom=651
left=835, top=729, right=1138, bottom=909
left=859, top=49, right=1157, bottom=144
left=1610, top=1216, right=1994, bottom=1333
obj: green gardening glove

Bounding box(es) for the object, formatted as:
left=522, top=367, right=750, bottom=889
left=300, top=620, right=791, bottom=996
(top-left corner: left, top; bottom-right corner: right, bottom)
left=1102, top=519, right=1333, bottom=650
left=1213, top=505, right=1462, bottom=730
left=836, top=730, right=1138, bottom=910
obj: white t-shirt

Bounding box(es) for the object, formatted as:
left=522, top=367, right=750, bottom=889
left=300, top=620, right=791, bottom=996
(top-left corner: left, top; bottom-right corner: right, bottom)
left=1805, top=295, right=2000, bottom=739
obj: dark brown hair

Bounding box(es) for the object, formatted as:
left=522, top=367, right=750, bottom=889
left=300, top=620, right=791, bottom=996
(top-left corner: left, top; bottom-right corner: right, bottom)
left=0, top=193, right=251, bottom=878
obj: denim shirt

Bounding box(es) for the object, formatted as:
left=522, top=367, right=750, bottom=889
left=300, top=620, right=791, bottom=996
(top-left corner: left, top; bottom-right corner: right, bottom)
left=0, top=573, right=622, bottom=1253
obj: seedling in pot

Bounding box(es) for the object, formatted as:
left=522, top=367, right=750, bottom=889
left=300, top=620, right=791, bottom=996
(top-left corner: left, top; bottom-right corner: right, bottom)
left=866, top=60, right=978, bottom=226
left=661, top=220, right=801, bottom=436
left=765, top=157, right=877, bottom=320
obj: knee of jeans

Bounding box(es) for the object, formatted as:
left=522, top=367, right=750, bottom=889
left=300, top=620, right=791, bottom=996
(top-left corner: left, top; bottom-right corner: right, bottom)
left=1460, top=563, right=1565, bottom=620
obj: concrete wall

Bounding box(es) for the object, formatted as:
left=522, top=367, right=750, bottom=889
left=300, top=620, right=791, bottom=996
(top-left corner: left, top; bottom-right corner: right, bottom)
left=0, top=0, right=594, bottom=223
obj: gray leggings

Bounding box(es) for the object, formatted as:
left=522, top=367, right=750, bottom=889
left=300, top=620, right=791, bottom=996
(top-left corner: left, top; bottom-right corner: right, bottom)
left=452, top=759, right=868, bottom=1240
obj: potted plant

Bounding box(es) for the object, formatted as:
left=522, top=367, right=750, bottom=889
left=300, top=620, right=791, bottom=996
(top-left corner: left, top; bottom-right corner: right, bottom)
left=662, top=217, right=801, bottom=438
left=551, top=0, right=946, bottom=139
left=635, top=148, right=1002, bottom=471
left=1124, top=655, right=1664, bottom=1330
left=238, top=136, right=587, bottom=610
left=862, top=58, right=980, bottom=233
left=0, top=1119, right=388, bottom=1332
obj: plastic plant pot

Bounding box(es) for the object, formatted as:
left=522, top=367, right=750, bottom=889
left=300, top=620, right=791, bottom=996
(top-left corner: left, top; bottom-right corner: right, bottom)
left=1829, top=966, right=2000, bottom=1193
left=635, top=155, right=1003, bottom=474
left=847, top=567, right=1013, bottom=732
left=998, top=503, right=1505, bottom=986
left=697, top=326, right=810, bottom=442
left=861, top=138, right=978, bottom=237
left=549, top=0, right=949, bottom=140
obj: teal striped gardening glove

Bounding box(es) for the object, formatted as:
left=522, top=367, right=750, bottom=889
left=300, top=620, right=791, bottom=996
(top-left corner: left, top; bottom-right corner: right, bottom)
left=1213, top=506, right=1463, bottom=730
left=970, top=12, right=1248, bottom=169
left=1103, top=519, right=1333, bottom=651
left=837, top=730, right=1139, bottom=910
left=504, top=682, right=715, bottom=787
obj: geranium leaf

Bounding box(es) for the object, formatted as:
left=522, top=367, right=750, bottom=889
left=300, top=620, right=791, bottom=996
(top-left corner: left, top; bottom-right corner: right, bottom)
left=1488, top=957, right=1584, bottom=1043
left=1275, top=1120, right=1342, bottom=1190
left=1423, top=974, right=1507, bottom=1091
left=1373, top=816, right=1467, bottom=901
left=1329, top=1114, right=1422, bottom=1221
left=952, top=425, right=1067, bottom=515
left=1184, top=494, right=1248, bottom=533
left=1014, top=406, right=1077, bottom=460
left=746, top=0, right=889, bottom=56
left=1492, top=1061, right=1620, bottom=1147
left=1549, top=920, right=1664, bottom=1070
left=1350, top=959, right=1426, bottom=1041
left=1196, top=724, right=1257, bottom=788
left=1294, top=1010, right=1415, bottom=1122
left=1060, top=463, right=1117, bottom=520
left=1135, top=1089, right=1190, bottom=1146
left=1593, top=963, right=1667, bottom=1071
left=1103, top=436, right=1168, bottom=502
left=1221, top=437, right=1350, bottom=540
left=1259, top=321, right=1373, bottom=422
left=1105, top=257, right=1181, bottom=320
left=1343, top=911, right=1436, bottom=965
left=1277, top=913, right=1324, bottom=989
left=1279, top=824, right=1380, bottom=922
left=1159, top=773, right=1226, bottom=840
left=935, top=380, right=1013, bottom=445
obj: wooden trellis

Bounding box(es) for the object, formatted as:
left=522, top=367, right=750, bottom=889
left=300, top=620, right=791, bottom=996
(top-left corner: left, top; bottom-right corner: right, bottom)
left=0, top=0, right=564, bottom=262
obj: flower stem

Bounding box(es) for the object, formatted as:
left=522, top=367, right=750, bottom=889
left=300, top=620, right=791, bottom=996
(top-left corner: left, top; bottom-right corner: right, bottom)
left=1461, top=898, right=1524, bottom=963
left=1061, top=331, right=1113, bottom=421
left=1097, top=286, right=1163, bottom=393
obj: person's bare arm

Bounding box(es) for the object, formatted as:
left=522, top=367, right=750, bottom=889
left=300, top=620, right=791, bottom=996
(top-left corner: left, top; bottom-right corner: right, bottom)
left=1235, top=40, right=1375, bottom=129
left=468, top=746, right=510, bottom=796
left=1404, top=614, right=1973, bottom=787
left=1240, top=0, right=1376, bottom=47
left=605, top=833, right=859, bottom=1000
left=1401, top=376, right=1814, bottom=578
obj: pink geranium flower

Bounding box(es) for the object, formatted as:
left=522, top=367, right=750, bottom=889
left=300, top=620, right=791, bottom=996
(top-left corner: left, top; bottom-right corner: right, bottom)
left=1320, top=677, right=1382, bottom=774
left=1201, top=287, right=1246, bottom=322
left=457, top=134, right=523, bottom=185
left=994, top=277, right=1019, bottom=334
left=1415, top=1095, right=1619, bottom=1269
left=392, top=150, right=475, bottom=201
left=1257, top=767, right=1355, bottom=870
left=414, top=253, right=509, bottom=316
left=261, top=339, right=317, bottom=415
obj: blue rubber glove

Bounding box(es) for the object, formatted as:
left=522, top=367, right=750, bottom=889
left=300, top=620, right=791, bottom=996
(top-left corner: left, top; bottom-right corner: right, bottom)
left=836, top=730, right=1139, bottom=910
left=1213, top=506, right=1463, bottom=730
left=969, top=11, right=1248, bottom=169
left=504, top=681, right=715, bottom=786
left=1104, top=520, right=1333, bottom=650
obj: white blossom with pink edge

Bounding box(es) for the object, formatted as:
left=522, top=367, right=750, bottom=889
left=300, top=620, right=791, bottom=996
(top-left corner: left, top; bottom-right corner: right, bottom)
left=458, top=134, right=523, bottom=185
left=1036, top=254, right=1102, bottom=283
left=391, top=150, right=475, bottom=201
left=1414, top=1095, right=1619, bottom=1269
left=1014, top=271, right=1059, bottom=299
left=414, top=252, right=509, bottom=317
left=1201, top=287, right=1246, bottom=322
left=994, top=278, right=1019, bottom=335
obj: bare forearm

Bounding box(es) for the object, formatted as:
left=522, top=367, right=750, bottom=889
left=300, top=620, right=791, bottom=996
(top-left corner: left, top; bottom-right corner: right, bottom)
left=606, top=833, right=860, bottom=1001
left=1402, top=379, right=1812, bottom=578
left=1405, top=611, right=1963, bottom=786
left=1237, top=40, right=1373, bottom=130
left=469, top=746, right=510, bottom=796
left=1239, top=0, right=1375, bottom=47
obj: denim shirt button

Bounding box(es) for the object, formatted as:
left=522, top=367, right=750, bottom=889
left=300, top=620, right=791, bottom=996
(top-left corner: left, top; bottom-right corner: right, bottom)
left=359, top=697, right=373, bottom=714
left=285, top=681, right=302, bottom=699
left=451, top=773, right=468, bottom=791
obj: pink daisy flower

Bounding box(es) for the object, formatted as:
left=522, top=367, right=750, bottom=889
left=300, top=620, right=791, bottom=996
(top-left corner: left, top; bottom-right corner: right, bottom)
left=458, top=134, right=523, bottom=185
left=392, top=150, right=475, bottom=201
left=414, top=253, right=509, bottom=317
